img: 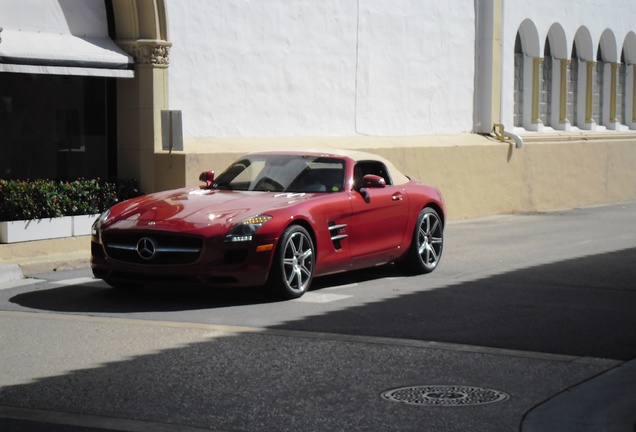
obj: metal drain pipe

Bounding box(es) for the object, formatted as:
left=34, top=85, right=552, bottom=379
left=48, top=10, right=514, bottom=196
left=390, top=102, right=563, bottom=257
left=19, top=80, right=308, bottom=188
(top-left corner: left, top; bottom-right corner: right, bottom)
left=493, top=123, right=524, bottom=149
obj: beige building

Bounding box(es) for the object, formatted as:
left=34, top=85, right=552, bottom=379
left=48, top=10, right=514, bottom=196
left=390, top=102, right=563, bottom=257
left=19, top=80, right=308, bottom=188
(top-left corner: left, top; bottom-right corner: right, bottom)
left=1, top=0, right=635, bottom=219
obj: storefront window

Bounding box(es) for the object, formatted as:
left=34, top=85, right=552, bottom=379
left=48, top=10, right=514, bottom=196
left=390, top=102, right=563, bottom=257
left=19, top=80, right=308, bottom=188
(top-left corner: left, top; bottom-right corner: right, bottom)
left=0, top=73, right=113, bottom=180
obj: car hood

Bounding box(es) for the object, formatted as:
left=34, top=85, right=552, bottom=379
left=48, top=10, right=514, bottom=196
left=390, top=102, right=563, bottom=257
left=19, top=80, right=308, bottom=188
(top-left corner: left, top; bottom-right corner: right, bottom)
left=106, top=188, right=313, bottom=233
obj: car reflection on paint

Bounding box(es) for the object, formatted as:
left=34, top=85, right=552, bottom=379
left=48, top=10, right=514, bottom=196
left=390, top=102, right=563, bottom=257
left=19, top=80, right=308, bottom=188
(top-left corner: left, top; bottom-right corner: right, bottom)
left=91, top=149, right=445, bottom=299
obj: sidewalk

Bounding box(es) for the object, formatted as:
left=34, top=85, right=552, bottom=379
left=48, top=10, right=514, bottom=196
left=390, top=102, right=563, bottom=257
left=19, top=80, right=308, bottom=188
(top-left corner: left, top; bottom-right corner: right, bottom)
left=0, top=236, right=91, bottom=282
left=521, top=359, right=636, bottom=431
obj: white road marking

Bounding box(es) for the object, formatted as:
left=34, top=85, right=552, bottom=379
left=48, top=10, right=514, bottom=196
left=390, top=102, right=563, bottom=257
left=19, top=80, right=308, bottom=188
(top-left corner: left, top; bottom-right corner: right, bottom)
left=294, top=292, right=352, bottom=303
left=322, top=283, right=358, bottom=290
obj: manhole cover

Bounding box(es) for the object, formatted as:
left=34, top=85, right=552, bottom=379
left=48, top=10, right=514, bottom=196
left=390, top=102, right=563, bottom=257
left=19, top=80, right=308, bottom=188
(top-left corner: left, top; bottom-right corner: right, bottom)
left=381, top=385, right=510, bottom=406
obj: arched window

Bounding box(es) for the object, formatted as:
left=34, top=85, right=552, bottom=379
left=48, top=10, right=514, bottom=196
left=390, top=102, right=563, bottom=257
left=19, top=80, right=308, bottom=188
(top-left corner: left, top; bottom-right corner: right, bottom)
left=569, top=42, right=579, bottom=127
left=514, top=33, right=524, bottom=128
left=513, top=20, right=541, bottom=131
left=572, top=27, right=595, bottom=129
left=618, top=49, right=626, bottom=125
left=593, top=45, right=605, bottom=126
left=541, top=37, right=552, bottom=127
left=623, top=31, right=636, bottom=130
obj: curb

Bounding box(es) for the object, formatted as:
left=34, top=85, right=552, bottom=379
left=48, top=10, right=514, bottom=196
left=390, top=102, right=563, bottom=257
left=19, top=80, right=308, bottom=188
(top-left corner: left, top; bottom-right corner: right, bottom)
left=521, top=359, right=636, bottom=431
left=19, top=256, right=91, bottom=276
left=0, top=236, right=91, bottom=280
left=0, top=264, right=23, bottom=284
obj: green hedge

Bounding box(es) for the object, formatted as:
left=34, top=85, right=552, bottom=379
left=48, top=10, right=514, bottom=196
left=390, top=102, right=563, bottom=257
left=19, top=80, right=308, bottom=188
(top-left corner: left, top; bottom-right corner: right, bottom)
left=0, top=178, right=142, bottom=222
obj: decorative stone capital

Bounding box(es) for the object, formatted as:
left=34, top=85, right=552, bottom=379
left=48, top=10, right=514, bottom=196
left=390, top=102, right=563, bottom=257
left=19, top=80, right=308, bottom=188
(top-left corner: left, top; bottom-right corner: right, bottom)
left=118, top=39, right=172, bottom=67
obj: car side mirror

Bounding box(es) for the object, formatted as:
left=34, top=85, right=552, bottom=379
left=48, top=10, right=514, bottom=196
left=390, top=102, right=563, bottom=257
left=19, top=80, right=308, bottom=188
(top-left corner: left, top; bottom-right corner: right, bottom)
left=199, top=170, right=215, bottom=188
left=361, top=174, right=386, bottom=189
left=357, top=175, right=386, bottom=203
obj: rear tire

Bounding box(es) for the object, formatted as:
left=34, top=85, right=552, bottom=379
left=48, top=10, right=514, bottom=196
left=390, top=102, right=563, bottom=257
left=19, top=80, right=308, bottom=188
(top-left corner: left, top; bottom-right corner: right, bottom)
left=399, top=207, right=444, bottom=274
left=267, top=225, right=315, bottom=299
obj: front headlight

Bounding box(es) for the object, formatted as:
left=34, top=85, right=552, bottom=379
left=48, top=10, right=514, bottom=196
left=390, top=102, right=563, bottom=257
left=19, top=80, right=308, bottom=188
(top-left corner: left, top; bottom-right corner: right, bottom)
left=91, top=209, right=111, bottom=237
left=224, top=215, right=272, bottom=242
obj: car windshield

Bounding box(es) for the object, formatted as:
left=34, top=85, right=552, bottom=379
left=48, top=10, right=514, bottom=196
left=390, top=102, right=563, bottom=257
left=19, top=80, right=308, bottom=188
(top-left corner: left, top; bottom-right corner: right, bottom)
left=213, top=155, right=346, bottom=193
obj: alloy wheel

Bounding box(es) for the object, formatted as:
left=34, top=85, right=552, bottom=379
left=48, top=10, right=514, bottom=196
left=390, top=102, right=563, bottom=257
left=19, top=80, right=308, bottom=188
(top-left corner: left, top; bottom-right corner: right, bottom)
left=282, top=231, right=314, bottom=293
left=417, top=211, right=443, bottom=268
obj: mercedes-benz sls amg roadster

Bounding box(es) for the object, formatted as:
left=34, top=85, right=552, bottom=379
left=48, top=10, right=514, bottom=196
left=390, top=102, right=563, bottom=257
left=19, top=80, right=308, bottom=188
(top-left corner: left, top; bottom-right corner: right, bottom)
left=91, top=149, right=445, bottom=299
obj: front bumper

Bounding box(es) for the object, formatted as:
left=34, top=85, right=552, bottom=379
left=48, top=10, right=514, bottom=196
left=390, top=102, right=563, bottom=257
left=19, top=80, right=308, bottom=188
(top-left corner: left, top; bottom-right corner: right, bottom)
left=90, top=233, right=276, bottom=288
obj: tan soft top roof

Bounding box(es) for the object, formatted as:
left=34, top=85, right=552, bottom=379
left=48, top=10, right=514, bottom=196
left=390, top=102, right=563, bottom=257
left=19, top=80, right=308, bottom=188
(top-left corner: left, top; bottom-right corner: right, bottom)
left=248, top=148, right=411, bottom=185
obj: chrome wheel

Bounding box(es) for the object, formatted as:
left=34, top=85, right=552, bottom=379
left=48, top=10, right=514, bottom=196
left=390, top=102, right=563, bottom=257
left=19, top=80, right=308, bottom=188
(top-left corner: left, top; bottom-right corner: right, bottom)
left=417, top=210, right=443, bottom=270
left=399, top=207, right=444, bottom=274
left=268, top=225, right=314, bottom=298
left=283, top=231, right=313, bottom=292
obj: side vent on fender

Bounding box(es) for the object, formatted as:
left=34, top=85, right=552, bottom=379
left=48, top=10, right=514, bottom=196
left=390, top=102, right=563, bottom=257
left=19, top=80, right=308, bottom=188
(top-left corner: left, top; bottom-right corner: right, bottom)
left=328, top=222, right=348, bottom=250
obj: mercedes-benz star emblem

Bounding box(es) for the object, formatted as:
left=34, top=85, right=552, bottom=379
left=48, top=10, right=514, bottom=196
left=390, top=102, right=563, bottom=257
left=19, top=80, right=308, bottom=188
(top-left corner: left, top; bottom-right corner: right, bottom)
left=136, top=237, right=157, bottom=260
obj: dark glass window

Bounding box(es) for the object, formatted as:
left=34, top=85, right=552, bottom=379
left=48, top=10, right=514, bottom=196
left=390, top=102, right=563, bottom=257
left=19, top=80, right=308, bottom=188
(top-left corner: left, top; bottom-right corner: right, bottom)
left=0, top=73, right=113, bottom=180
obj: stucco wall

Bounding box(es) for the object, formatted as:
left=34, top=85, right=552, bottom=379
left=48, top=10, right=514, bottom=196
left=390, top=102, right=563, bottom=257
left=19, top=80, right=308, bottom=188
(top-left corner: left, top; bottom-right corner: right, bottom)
left=166, top=0, right=475, bottom=138
left=156, top=1, right=636, bottom=219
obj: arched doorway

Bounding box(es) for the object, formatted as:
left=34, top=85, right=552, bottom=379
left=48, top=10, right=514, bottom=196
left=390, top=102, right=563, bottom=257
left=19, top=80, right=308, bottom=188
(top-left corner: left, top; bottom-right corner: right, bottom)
left=109, top=0, right=171, bottom=193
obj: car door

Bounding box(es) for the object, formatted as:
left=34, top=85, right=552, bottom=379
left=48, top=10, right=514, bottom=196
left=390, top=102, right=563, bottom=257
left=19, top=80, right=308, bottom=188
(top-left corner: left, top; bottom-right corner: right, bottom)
left=348, top=161, right=409, bottom=261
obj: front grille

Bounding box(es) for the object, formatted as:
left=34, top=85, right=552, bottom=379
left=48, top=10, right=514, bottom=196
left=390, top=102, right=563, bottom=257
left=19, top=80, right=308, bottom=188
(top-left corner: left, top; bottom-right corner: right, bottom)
left=103, top=231, right=203, bottom=265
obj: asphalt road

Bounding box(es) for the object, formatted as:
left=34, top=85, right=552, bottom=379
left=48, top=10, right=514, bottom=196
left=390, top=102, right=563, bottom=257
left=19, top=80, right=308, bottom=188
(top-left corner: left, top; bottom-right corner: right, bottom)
left=1, top=202, right=635, bottom=431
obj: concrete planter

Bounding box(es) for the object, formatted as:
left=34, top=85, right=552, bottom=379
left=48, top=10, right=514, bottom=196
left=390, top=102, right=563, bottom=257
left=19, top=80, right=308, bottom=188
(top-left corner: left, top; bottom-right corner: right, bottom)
left=71, top=214, right=99, bottom=237
left=0, top=214, right=99, bottom=244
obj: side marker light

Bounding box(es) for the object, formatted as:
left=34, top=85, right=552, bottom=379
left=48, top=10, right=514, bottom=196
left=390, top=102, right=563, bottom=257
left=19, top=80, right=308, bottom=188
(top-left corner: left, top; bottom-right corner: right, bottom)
left=256, top=244, right=274, bottom=252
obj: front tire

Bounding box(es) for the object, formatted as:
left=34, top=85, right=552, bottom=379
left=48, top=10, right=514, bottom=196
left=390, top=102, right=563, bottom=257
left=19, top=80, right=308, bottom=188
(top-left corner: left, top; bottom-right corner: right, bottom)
left=399, top=207, right=444, bottom=274
left=267, top=225, right=315, bottom=299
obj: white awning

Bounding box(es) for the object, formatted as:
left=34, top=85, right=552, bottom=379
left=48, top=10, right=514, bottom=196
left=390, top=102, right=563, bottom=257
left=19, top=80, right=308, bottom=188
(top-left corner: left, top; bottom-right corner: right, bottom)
left=0, top=29, right=134, bottom=78
left=0, top=0, right=134, bottom=78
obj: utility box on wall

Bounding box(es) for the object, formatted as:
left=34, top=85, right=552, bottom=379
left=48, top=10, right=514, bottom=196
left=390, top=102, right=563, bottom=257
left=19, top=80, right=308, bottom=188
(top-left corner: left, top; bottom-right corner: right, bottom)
left=161, top=110, right=183, bottom=151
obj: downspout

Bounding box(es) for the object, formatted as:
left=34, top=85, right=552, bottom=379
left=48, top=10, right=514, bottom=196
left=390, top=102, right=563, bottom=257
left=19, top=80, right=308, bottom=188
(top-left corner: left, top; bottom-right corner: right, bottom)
left=492, top=2, right=523, bottom=150
left=493, top=123, right=524, bottom=149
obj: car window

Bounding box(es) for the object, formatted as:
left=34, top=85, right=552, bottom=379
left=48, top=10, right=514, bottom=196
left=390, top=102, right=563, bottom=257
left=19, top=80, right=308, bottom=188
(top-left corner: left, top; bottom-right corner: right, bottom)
left=214, top=155, right=345, bottom=193
left=234, top=161, right=265, bottom=185
left=287, top=162, right=345, bottom=193
left=353, top=161, right=392, bottom=188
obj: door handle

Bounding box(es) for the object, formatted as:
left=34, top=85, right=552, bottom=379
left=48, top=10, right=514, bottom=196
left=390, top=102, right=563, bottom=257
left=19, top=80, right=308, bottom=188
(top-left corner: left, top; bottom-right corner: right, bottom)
left=392, top=193, right=403, bottom=201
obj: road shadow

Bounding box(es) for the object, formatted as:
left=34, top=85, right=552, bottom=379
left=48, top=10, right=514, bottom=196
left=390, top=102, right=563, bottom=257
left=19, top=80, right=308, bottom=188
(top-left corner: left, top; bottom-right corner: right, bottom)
left=2, top=248, right=635, bottom=431
left=8, top=248, right=636, bottom=360
left=274, top=247, right=636, bottom=361
left=8, top=281, right=279, bottom=313
left=8, top=262, right=403, bottom=313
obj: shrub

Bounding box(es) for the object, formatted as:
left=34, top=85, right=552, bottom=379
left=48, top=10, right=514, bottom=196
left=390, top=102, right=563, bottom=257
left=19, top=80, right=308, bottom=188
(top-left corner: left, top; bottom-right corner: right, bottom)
left=0, top=178, right=136, bottom=221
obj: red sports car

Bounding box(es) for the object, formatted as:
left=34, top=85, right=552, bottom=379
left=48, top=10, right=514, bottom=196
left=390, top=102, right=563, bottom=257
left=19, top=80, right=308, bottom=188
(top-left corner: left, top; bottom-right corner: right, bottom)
left=91, top=149, right=445, bottom=299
